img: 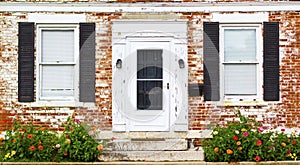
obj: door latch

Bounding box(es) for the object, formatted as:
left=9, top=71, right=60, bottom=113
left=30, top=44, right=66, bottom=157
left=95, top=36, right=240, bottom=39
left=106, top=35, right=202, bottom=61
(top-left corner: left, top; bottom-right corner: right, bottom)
left=167, top=83, right=169, bottom=90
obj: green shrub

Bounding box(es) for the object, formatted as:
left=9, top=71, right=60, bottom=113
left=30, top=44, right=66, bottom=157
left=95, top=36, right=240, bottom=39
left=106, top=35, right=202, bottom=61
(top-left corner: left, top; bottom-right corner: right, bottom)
left=0, top=115, right=104, bottom=162
left=54, top=116, right=104, bottom=162
left=203, top=110, right=300, bottom=162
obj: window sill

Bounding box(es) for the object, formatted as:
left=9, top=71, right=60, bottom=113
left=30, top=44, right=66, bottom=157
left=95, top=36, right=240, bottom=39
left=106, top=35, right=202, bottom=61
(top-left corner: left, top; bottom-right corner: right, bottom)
left=216, top=100, right=269, bottom=107
left=21, top=101, right=97, bottom=108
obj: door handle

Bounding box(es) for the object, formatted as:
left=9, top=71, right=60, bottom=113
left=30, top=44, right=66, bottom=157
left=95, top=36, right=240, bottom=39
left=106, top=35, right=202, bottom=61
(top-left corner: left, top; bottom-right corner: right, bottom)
left=167, top=83, right=169, bottom=90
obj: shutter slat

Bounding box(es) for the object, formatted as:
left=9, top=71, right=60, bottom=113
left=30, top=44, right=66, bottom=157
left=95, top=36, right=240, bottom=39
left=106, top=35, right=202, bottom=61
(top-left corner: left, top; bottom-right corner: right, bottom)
left=79, top=23, right=95, bottom=102
left=263, top=22, right=280, bottom=101
left=203, top=22, right=220, bottom=101
left=18, top=22, right=34, bottom=102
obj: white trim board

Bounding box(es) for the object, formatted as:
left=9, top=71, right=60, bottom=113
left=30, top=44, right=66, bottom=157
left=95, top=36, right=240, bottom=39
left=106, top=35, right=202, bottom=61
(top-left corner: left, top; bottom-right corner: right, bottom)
left=212, top=13, right=268, bottom=23
left=28, top=14, right=86, bottom=23
left=1, top=3, right=300, bottom=12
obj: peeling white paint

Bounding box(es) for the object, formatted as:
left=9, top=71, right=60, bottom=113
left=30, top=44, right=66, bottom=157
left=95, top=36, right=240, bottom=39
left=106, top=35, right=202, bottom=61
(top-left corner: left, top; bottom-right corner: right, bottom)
left=1, top=3, right=300, bottom=13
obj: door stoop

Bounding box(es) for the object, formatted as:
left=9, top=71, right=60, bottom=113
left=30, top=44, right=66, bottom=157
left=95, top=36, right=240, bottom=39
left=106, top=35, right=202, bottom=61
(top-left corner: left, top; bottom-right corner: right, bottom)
left=96, top=131, right=208, bottom=161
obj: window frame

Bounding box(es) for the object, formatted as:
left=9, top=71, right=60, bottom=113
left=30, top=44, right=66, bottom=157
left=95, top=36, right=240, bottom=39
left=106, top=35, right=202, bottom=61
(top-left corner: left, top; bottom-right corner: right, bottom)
left=37, top=24, right=80, bottom=102
left=220, top=24, right=263, bottom=101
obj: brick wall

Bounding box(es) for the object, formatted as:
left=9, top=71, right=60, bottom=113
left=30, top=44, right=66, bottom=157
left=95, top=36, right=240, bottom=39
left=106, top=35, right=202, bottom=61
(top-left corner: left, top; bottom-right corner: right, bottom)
left=186, top=11, right=300, bottom=131
left=0, top=5, right=300, bottom=132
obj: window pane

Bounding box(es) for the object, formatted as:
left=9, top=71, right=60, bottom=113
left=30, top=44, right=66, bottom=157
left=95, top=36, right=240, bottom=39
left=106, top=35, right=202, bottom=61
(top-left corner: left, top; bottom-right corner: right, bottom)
left=41, top=65, right=74, bottom=97
left=137, top=81, right=162, bottom=110
left=224, top=64, right=257, bottom=95
left=42, top=30, right=74, bottom=62
left=224, top=29, right=256, bottom=62
left=137, top=50, right=162, bottom=79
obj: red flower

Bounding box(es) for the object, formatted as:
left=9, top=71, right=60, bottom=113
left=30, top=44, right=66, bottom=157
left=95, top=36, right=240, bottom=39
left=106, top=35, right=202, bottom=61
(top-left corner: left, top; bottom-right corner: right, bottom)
left=12, top=139, right=16, bottom=143
left=3, top=120, right=8, bottom=124
left=292, top=140, right=297, bottom=145
left=233, top=136, right=239, bottom=141
left=66, top=134, right=70, bottom=139
left=63, top=152, right=68, bottom=156
left=29, top=146, right=36, bottom=151
left=27, top=134, right=33, bottom=138
left=254, top=155, right=261, bottom=162
left=0, top=137, right=4, bottom=141
left=38, top=145, right=43, bottom=151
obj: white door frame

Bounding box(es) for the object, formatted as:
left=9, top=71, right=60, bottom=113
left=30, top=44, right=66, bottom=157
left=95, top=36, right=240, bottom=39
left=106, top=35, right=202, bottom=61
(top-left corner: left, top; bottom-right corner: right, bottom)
left=124, top=38, right=172, bottom=131
left=112, top=20, right=188, bottom=132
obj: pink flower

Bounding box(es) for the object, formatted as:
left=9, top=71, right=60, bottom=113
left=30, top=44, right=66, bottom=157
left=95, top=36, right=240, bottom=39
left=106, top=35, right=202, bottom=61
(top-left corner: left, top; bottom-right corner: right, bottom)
left=256, top=140, right=262, bottom=146
left=254, top=155, right=261, bottom=162
left=258, top=127, right=264, bottom=133
left=287, top=149, right=291, bottom=154
left=88, top=130, right=95, bottom=136
left=243, top=132, right=249, bottom=137
left=75, top=119, right=80, bottom=124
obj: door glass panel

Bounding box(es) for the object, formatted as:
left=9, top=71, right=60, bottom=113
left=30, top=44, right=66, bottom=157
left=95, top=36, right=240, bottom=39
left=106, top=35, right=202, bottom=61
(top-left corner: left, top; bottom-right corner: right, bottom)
left=137, top=50, right=162, bottom=79
left=137, top=81, right=162, bottom=110
left=137, top=49, right=163, bottom=110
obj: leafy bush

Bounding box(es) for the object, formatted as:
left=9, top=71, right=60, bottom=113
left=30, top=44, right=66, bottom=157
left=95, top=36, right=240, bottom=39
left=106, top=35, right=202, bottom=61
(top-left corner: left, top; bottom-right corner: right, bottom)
left=203, top=110, right=300, bottom=162
left=54, top=117, right=104, bottom=162
left=0, top=116, right=104, bottom=162
left=0, top=120, right=58, bottom=162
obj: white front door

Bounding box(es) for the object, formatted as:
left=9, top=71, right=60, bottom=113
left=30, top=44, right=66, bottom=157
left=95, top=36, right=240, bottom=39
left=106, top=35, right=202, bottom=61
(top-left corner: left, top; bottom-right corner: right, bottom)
left=124, top=40, right=171, bottom=131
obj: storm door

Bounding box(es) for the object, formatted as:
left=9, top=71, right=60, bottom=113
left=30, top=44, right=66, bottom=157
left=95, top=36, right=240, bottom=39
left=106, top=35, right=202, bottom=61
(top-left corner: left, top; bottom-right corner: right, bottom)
left=125, top=41, right=171, bottom=131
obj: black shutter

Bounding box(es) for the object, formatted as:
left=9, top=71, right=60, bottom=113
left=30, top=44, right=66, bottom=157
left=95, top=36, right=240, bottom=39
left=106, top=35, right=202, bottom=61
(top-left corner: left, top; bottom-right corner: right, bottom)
left=263, top=22, right=280, bottom=101
left=18, top=22, right=34, bottom=102
left=79, top=23, right=95, bottom=102
left=203, top=22, right=220, bottom=101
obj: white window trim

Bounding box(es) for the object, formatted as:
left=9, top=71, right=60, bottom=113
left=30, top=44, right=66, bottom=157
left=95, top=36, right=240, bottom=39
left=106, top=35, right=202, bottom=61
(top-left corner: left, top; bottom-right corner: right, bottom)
left=220, top=24, right=263, bottom=102
left=36, top=24, right=80, bottom=102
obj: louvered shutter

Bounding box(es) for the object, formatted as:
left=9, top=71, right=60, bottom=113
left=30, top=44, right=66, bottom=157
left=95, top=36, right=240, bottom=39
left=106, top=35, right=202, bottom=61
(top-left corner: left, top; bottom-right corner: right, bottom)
left=203, top=22, right=220, bottom=101
left=18, top=22, right=34, bottom=102
left=263, top=22, right=280, bottom=101
left=79, top=23, right=95, bottom=102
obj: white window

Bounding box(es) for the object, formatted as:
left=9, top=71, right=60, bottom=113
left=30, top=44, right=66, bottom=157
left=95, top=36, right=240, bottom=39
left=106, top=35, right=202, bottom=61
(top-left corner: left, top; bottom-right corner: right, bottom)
left=220, top=24, right=262, bottom=101
left=37, top=25, right=79, bottom=101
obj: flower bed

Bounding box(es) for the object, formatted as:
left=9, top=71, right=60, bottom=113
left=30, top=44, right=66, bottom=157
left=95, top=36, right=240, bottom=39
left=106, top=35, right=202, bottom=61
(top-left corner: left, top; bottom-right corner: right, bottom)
left=203, top=110, right=299, bottom=162
left=0, top=115, right=104, bottom=162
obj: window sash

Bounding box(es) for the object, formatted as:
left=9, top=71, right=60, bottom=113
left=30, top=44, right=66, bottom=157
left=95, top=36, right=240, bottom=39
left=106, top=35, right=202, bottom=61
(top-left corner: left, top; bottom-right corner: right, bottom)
left=224, top=29, right=257, bottom=62
left=37, top=25, right=79, bottom=101
left=220, top=25, right=262, bottom=100
left=40, top=65, right=75, bottom=98
left=224, top=64, right=257, bottom=95
left=41, top=30, right=75, bottom=63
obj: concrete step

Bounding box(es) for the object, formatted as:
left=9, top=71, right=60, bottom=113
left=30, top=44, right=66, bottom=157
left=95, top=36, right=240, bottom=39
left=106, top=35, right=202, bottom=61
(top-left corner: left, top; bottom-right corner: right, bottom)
left=105, top=139, right=188, bottom=151
left=98, top=149, right=204, bottom=161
